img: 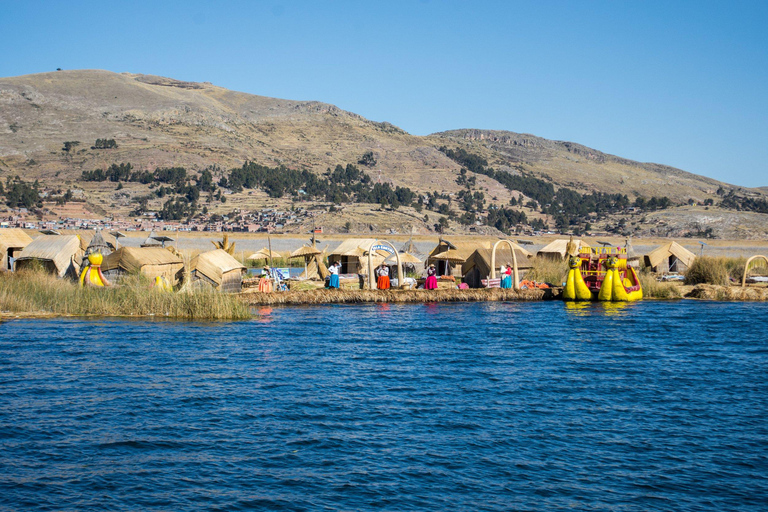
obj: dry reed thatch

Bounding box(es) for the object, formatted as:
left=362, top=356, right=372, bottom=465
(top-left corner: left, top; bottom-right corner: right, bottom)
left=212, top=234, right=236, bottom=255
left=101, top=247, right=185, bottom=285
left=0, top=228, right=32, bottom=270
left=290, top=245, right=322, bottom=258
left=0, top=228, right=32, bottom=250
left=537, top=239, right=590, bottom=260
left=643, top=241, right=696, bottom=272
left=685, top=284, right=768, bottom=301
left=16, top=235, right=82, bottom=277
left=636, top=271, right=682, bottom=299
left=525, top=257, right=568, bottom=285
left=0, top=268, right=250, bottom=319
left=684, top=256, right=729, bottom=286
left=724, top=256, right=768, bottom=282
left=190, top=249, right=246, bottom=291
left=240, top=287, right=553, bottom=305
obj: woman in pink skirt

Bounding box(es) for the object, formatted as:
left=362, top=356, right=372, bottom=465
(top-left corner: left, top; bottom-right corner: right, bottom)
left=425, top=263, right=438, bottom=290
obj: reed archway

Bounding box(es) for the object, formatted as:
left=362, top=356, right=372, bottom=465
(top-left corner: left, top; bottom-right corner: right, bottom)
left=490, top=239, right=520, bottom=291
left=742, top=255, right=768, bottom=288
left=367, top=240, right=403, bottom=290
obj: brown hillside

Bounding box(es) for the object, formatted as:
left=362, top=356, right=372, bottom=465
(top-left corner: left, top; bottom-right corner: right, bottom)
left=1, top=69, right=750, bottom=205
left=430, top=129, right=726, bottom=201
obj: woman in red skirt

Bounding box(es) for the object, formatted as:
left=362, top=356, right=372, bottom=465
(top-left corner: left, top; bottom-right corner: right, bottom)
left=376, top=263, right=390, bottom=290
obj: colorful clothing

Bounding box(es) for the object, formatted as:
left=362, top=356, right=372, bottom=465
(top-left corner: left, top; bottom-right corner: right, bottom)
left=501, top=275, right=512, bottom=289
left=258, top=277, right=273, bottom=293
left=425, top=267, right=438, bottom=290
left=328, top=263, right=340, bottom=288
left=376, top=266, right=390, bottom=290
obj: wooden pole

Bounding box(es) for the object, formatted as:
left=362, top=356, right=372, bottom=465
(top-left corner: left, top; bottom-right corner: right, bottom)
left=268, top=235, right=274, bottom=279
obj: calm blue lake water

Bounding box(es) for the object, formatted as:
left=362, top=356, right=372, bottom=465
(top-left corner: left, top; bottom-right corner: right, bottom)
left=1, top=301, right=767, bottom=511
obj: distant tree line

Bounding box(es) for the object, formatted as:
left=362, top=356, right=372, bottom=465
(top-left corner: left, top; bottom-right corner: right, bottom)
left=62, top=141, right=80, bottom=153
left=92, top=138, right=118, bottom=149
left=1, top=177, right=41, bottom=209
left=439, top=146, right=672, bottom=232
left=719, top=191, right=768, bottom=214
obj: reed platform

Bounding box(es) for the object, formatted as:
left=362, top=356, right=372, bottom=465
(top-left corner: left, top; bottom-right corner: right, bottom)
left=240, top=287, right=561, bottom=306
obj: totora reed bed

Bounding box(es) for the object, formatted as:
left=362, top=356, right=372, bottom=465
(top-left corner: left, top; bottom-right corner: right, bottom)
left=0, top=269, right=250, bottom=320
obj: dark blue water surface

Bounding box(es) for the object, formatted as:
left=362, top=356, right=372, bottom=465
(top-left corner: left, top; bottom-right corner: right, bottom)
left=1, top=301, right=767, bottom=511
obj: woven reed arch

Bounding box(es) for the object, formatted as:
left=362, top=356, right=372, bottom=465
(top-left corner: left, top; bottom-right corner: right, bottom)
left=490, top=239, right=520, bottom=291
left=742, top=255, right=768, bottom=288
left=367, top=240, right=403, bottom=290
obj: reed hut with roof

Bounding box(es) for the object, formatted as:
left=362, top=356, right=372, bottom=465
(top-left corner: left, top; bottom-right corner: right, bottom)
left=247, top=247, right=284, bottom=264
left=0, top=228, right=33, bottom=271
left=384, top=250, right=422, bottom=274
left=190, top=249, right=246, bottom=292
left=427, top=238, right=490, bottom=277
left=15, top=235, right=83, bottom=278
left=536, top=239, right=590, bottom=260
left=101, top=247, right=184, bottom=285
left=462, top=244, right=535, bottom=288
left=643, top=241, right=696, bottom=273
left=328, top=238, right=391, bottom=275
left=290, top=245, right=329, bottom=280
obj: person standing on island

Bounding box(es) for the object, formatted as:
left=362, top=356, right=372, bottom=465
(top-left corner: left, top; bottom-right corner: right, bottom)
left=425, top=263, right=438, bottom=290
left=258, top=265, right=273, bottom=293
left=500, top=263, right=512, bottom=289
left=328, top=261, right=341, bottom=289
left=376, top=263, right=390, bottom=290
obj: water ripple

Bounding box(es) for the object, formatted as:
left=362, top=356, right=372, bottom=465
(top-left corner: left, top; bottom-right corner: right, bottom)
left=0, top=301, right=767, bottom=511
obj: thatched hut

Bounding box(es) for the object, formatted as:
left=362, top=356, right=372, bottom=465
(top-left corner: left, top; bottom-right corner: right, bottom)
left=0, top=228, right=32, bottom=271
left=328, top=238, right=391, bottom=274
left=427, top=238, right=489, bottom=277
left=643, top=241, right=696, bottom=273
left=462, top=244, right=534, bottom=288
left=247, top=247, right=283, bottom=263
left=190, top=249, right=246, bottom=292
left=384, top=250, right=422, bottom=273
left=537, top=239, right=590, bottom=260
left=15, top=235, right=83, bottom=278
left=101, top=247, right=184, bottom=285
left=290, top=245, right=329, bottom=280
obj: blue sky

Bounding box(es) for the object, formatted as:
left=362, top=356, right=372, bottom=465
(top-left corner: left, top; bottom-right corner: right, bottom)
left=2, top=1, right=766, bottom=187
